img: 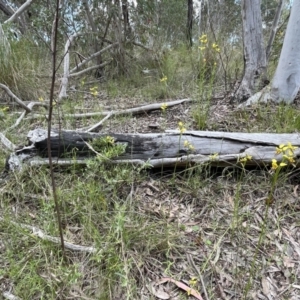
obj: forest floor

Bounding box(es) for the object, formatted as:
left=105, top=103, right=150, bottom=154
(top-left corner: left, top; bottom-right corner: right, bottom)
left=1, top=85, right=300, bottom=300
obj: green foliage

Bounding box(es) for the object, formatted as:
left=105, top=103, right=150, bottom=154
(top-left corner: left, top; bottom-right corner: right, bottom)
left=0, top=27, right=49, bottom=100
left=1, top=1, right=299, bottom=299
left=1, top=156, right=182, bottom=299
left=132, top=0, right=187, bottom=46
left=192, top=34, right=221, bottom=130
left=90, top=135, right=126, bottom=160
left=235, top=104, right=300, bottom=133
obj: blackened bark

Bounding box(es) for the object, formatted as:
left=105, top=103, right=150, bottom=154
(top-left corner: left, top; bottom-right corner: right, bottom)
left=122, top=0, right=131, bottom=40
left=187, top=0, right=193, bottom=47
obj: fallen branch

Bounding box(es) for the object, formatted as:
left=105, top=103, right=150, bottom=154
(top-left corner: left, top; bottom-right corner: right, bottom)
left=2, top=291, right=22, bottom=300
left=6, top=102, right=48, bottom=132
left=0, top=132, right=16, bottom=151
left=6, top=128, right=300, bottom=171
left=0, top=83, right=31, bottom=113
left=80, top=96, right=188, bottom=133
left=0, top=217, right=97, bottom=253
left=72, top=98, right=192, bottom=120
left=85, top=112, right=112, bottom=132
left=8, top=111, right=26, bottom=131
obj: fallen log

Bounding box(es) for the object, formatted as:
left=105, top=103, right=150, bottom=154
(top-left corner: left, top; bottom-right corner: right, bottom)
left=5, top=128, right=300, bottom=171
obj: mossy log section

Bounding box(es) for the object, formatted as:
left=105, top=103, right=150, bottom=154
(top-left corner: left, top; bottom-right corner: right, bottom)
left=7, top=128, right=300, bottom=170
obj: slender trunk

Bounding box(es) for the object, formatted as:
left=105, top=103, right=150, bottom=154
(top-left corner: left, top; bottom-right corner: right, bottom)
left=122, top=0, right=131, bottom=40
left=197, top=0, right=202, bottom=38
left=236, top=0, right=267, bottom=101
left=187, top=0, right=193, bottom=47
left=114, top=0, right=126, bottom=75
left=266, top=0, right=284, bottom=63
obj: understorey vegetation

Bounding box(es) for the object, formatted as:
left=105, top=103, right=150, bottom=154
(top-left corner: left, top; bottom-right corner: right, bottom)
left=1, top=1, right=300, bottom=299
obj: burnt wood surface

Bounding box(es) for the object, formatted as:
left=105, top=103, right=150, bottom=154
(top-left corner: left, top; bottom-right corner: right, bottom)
left=5, top=128, right=300, bottom=171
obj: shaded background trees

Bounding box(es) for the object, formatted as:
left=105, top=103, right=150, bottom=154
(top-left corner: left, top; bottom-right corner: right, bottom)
left=0, top=0, right=293, bottom=101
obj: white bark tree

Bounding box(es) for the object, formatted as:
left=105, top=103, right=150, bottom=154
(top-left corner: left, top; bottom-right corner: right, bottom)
left=240, top=0, right=300, bottom=107
left=236, top=0, right=267, bottom=101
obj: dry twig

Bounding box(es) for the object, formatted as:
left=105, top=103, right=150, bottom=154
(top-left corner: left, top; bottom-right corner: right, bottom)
left=0, top=83, right=31, bottom=113
left=6, top=101, right=48, bottom=132
left=0, top=217, right=97, bottom=253
left=77, top=98, right=193, bottom=131
left=0, top=132, right=16, bottom=151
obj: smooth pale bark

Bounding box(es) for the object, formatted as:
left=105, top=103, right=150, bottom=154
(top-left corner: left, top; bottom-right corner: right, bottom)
left=58, top=33, right=80, bottom=100
left=269, top=0, right=300, bottom=103
left=236, top=0, right=267, bottom=101
left=4, top=0, right=33, bottom=24
left=239, top=0, right=300, bottom=107
left=0, top=0, right=29, bottom=33
left=196, top=0, right=202, bottom=38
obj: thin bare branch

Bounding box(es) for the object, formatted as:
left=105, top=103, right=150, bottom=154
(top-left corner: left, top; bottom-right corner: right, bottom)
left=85, top=112, right=113, bottom=132
left=8, top=111, right=26, bottom=131
left=131, top=41, right=152, bottom=51
left=0, top=83, right=31, bottom=113
left=0, top=132, right=16, bottom=151
left=70, top=43, right=118, bottom=73
left=0, top=217, right=97, bottom=253
left=4, top=0, right=34, bottom=24
left=6, top=102, right=48, bottom=131
left=69, top=60, right=112, bottom=78
left=72, top=98, right=193, bottom=120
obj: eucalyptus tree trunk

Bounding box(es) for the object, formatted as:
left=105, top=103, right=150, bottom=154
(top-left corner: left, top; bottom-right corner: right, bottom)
left=269, top=0, right=300, bottom=103
left=236, top=0, right=267, bottom=102
left=196, top=0, right=202, bottom=38
left=239, top=0, right=300, bottom=107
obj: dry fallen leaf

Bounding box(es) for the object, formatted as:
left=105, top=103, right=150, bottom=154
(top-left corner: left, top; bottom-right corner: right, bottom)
left=262, top=277, right=272, bottom=300
left=147, top=281, right=170, bottom=299
left=156, top=277, right=203, bottom=300
left=261, top=276, right=277, bottom=300
left=283, top=256, right=295, bottom=268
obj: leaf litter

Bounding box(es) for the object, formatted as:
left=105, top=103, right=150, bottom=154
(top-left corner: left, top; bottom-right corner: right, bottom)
left=2, top=93, right=300, bottom=299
